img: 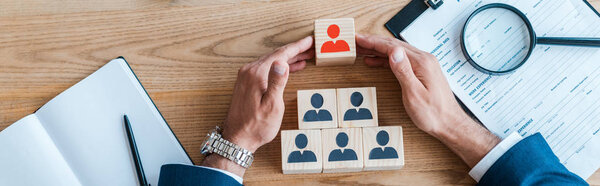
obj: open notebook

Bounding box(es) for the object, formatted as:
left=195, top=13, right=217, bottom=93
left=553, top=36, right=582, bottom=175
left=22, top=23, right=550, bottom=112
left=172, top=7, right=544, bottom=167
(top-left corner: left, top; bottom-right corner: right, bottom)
left=0, top=57, right=192, bottom=185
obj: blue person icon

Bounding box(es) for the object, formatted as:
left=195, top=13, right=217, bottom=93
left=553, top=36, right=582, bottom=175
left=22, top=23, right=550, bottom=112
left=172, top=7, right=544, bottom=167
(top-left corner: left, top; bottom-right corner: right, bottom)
left=343, top=92, right=373, bottom=121
left=303, top=93, right=333, bottom=122
left=328, top=132, right=358, bottom=161
left=368, top=130, right=398, bottom=160
left=287, top=134, right=317, bottom=163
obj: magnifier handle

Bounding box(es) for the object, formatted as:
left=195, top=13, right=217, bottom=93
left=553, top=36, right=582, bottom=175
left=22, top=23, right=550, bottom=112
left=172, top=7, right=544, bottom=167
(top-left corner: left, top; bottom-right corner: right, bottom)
left=537, top=37, right=600, bottom=47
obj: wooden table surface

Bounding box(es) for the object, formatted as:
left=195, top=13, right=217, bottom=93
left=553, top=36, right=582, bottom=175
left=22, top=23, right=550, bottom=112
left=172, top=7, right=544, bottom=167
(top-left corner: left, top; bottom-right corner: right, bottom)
left=1, top=0, right=599, bottom=185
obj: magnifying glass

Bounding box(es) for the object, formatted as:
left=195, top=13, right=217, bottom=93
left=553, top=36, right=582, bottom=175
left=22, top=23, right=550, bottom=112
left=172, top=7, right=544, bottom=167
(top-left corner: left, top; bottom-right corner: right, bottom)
left=460, top=3, right=600, bottom=75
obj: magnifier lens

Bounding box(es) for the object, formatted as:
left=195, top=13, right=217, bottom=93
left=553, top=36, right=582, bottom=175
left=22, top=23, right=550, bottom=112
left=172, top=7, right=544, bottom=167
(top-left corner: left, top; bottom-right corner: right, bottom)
left=463, top=7, right=533, bottom=73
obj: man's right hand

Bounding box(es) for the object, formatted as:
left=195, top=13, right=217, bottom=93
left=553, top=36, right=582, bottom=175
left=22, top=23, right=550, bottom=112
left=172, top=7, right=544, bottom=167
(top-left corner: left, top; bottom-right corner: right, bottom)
left=355, top=34, right=500, bottom=168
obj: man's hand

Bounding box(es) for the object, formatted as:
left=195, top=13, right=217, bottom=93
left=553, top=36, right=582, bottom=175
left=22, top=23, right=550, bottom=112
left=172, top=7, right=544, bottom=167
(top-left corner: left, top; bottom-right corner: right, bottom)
left=222, top=36, right=314, bottom=152
left=202, top=36, right=314, bottom=177
left=356, top=34, right=500, bottom=167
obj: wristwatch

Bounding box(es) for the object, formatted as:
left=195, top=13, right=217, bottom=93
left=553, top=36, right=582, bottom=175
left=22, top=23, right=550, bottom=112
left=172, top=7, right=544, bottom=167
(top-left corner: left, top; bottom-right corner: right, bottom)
left=201, top=126, right=254, bottom=168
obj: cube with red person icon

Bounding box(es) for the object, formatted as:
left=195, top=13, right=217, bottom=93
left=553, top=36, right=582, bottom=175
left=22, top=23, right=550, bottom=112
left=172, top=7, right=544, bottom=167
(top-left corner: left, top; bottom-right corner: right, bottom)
left=314, top=18, right=356, bottom=66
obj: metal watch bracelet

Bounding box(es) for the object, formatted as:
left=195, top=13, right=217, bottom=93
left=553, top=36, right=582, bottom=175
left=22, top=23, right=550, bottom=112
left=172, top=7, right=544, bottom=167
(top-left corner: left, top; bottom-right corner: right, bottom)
left=201, top=127, right=254, bottom=168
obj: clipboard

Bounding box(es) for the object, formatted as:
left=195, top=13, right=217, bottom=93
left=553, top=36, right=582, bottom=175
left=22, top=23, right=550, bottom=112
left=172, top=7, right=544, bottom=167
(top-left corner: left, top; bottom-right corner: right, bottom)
left=382, top=0, right=600, bottom=178
left=383, top=0, right=600, bottom=122
left=385, top=0, right=600, bottom=41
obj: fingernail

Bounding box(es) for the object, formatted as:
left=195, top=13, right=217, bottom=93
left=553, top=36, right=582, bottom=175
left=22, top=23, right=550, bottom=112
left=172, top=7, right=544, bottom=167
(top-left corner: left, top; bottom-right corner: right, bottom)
left=302, top=35, right=312, bottom=42
left=274, top=63, right=286, bottom=75
left=392, top=49, right=405, bottom=63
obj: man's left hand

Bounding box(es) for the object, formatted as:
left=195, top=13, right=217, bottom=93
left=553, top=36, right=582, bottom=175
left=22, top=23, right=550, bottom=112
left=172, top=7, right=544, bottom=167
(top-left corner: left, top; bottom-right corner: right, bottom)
left=222, top=36, right=314, bottom=153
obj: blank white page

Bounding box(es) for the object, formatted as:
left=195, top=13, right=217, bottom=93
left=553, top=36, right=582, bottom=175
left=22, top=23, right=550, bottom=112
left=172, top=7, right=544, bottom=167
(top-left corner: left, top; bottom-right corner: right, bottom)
left=400, top=0, right=600, bottom=178
left=0, top=115, right=81, bottom=186
left=35, top=58, right=191, bottom=185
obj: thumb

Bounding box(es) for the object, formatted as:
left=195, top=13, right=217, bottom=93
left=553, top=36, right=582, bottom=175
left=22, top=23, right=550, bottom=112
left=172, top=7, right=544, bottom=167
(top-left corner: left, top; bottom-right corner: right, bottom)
left=389, top=47, right=419, bottom=88
left=263, top=61, right=289, bottom=104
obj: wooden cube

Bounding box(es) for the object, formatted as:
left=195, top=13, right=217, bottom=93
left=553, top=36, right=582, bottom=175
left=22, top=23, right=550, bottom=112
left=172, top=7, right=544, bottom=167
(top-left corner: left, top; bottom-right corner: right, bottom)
left=314, top=18, right=356, bottom=66
left=321, top=128, right=363, bottom=173
left=336, top=87, right=378, bottom=128
left=297, top=89, right=338, bottom=129
left=281, top=130, right=323, bottom=174
left=362, top=126, right=404, bottom=171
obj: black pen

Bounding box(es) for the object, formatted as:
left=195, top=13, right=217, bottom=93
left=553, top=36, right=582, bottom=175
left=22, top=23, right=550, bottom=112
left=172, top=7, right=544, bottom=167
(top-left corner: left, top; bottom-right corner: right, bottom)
left=124, top=115, right=150, bottom=186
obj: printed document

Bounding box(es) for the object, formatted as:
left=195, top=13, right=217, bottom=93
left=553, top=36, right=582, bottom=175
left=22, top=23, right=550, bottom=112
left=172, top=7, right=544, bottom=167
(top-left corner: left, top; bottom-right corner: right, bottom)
left=400, top=0, right=600, bottom=178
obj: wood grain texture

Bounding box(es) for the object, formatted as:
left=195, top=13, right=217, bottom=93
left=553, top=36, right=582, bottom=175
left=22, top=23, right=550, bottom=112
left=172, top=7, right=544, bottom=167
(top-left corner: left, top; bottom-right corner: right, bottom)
left=315, top=18, right=356, bottom=66
left=281, top=129, right=323, bottom=174
left=362, top=126, right=404, bottom=171
left=297, top=89, right=339, bottom=129
left=337, top=87, right=378, bottom=128
left=0, top=0, right=599, bottom=185
left=322, top=127, right=364, bottom=173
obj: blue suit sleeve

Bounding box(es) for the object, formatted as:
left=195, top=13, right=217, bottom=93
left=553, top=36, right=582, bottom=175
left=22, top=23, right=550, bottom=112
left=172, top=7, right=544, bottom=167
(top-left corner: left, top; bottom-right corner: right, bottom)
left=479, top=133, right=588, bottom=186
left=158, top=164, right=242, bottom=186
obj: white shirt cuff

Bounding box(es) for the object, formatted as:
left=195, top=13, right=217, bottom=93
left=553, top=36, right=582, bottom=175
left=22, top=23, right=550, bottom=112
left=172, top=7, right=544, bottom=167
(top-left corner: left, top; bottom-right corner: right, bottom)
left=469, top=132, right=523, bottom=182
left=199, top=166, right=243, bottom=184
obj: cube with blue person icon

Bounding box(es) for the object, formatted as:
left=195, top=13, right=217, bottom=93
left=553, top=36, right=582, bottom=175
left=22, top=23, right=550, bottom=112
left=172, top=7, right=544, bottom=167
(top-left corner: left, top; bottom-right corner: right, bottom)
left=321, top=128, right=363, bottom=173
left=336, top=87, right=378, bottom=128
left=281, top=130, right=323, bottom=174
left=362, top=126, right=404, bottom=171
left=297, top=89, right=338, bottom=129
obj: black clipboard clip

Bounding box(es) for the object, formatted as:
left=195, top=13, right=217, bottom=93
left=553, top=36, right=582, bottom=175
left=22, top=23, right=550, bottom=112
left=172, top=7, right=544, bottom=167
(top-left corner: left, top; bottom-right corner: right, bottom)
left=425, top=0, right=443, bottom=10
left=384, top=0, right=445, bottom=39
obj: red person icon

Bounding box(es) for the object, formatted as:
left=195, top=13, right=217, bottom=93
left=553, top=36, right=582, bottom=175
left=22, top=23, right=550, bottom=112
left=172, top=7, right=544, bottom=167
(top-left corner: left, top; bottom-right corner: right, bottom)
left=321, top=24, right=350, bottom=53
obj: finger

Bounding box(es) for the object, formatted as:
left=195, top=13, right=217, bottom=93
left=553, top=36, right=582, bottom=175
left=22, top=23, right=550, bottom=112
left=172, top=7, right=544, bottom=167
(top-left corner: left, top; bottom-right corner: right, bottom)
left=356, top=33, right=394, bottom=55
left=271, top=36, right=314, bottom=64
left=357, top=47, right=387, bottom=57
left=357, top=34, right=421, bottom=86
left=263, top=61, right=289, bottom=104
left=289, top=61, right=306, bottom=73
left=388, top=47, right=422, bottom=89
left=256, top=36, right=314, bottom=75
left=236, top=63, right=270, bottom=99
left=356, top=33, right=421, bottom=57
left=363, top=56, right=389, bottom=67
left=287, top=49, right=314, bottom=64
